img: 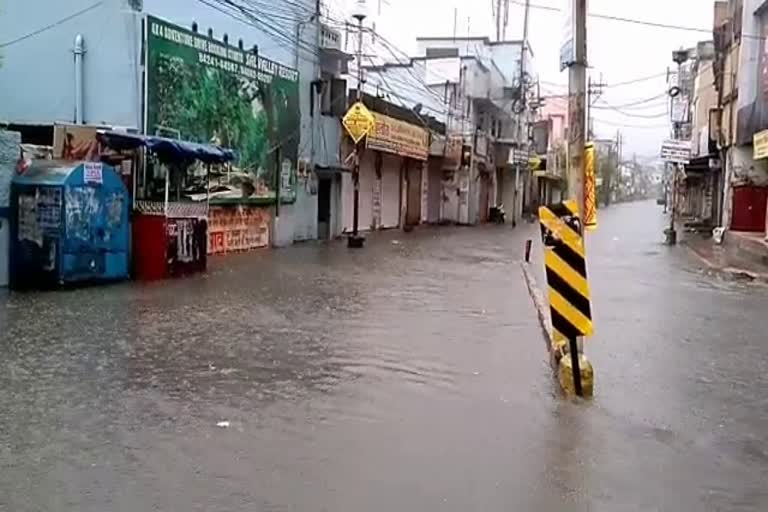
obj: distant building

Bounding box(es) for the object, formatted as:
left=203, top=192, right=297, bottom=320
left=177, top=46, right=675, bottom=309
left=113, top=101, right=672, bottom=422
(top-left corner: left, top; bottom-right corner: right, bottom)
left=357, top=36, right=535, bottom=226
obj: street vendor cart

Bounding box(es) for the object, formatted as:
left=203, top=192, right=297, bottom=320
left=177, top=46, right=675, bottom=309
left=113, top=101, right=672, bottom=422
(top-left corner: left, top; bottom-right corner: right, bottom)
left=97, top=131, right=234, bottom=281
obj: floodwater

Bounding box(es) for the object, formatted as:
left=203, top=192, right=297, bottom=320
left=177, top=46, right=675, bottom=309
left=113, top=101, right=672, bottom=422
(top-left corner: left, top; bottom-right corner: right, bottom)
left=1, top=201, right=767, bottom=511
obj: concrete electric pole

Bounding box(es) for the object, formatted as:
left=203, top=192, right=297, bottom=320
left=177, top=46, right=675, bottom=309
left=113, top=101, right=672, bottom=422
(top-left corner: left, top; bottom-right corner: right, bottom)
left=565, top=0, right=588, bottom=396
left=567, top=0, right=587, bottom=217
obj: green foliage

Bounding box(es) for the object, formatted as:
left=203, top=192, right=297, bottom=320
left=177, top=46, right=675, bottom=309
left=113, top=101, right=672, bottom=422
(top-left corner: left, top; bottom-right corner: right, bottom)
left=153, top=55, right=269, bottom=173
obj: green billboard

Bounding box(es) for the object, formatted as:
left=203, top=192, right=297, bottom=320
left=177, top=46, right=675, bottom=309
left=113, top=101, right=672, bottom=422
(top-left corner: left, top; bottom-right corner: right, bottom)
left=145, top=15, right=299, bottom=205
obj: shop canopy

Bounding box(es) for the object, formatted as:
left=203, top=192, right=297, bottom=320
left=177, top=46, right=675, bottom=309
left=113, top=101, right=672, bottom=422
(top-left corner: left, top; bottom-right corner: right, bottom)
left=97, top=131, right=235, bottom=165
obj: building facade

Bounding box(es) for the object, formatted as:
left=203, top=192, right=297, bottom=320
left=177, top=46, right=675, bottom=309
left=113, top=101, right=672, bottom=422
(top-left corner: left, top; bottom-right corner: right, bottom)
left=713, top=0, right=768, bottom=234
left=0, top=0, right=347, bottom=248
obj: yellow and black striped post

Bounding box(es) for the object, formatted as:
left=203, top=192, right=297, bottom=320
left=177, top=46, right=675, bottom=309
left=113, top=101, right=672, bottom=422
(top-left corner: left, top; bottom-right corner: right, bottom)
left=538, top=199, right=593, bottom=396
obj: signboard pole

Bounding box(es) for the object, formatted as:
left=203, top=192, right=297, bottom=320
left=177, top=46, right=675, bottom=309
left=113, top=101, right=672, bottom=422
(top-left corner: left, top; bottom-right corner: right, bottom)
left=347, top=12, right=367, bottom=249
left=569, top=336, right=583, bottom=395
left=538, top=200, right=594, bottom=397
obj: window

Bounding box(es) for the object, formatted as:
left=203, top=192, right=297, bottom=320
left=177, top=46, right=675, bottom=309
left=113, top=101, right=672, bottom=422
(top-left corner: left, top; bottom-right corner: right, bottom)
left=321, top=78, right=347, bottom=117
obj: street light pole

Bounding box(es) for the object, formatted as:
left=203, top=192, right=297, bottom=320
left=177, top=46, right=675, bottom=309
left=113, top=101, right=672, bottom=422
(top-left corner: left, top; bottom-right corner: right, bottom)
left=666, top=49, right=690, bottom=246
left=348, top=2, right=367, bottom=248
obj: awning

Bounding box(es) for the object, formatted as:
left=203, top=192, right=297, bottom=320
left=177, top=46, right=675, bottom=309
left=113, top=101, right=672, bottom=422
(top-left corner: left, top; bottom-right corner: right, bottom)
left=684, top=154, right=720, bottom=174
left=97, top=131, right=236, bottom=164
left=533, top=170, right=563, bottom=182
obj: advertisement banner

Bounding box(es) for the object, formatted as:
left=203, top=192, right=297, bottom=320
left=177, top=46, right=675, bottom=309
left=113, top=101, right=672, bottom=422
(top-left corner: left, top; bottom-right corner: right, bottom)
left=145, top=15, right=299, bottom=205
left=367, top=113, right=429, bottom=161
left=584, top=143, right=597, bottom=231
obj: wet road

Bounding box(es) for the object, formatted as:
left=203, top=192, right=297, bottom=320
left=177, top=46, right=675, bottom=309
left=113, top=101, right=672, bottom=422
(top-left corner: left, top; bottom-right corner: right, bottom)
left=1, top=200, right=767, bottom=511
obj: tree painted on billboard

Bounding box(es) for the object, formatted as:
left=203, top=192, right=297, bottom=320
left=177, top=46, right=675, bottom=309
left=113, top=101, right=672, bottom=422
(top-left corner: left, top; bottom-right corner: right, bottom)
left=145, top=16, right=299, bottom=204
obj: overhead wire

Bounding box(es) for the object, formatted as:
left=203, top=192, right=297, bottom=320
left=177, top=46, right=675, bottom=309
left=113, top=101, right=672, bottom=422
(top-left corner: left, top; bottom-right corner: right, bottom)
left=507, top=0, right=765, bottom=40
left=198, top=0, right=323, bottom=62
left=362, top=55, right=447, bottom=136
left=0, top=1, right=104, bottom=49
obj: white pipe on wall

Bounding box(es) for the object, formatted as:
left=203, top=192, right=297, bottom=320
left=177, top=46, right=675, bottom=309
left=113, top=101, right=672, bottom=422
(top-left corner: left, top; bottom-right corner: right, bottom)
left=74, top=34, right=86, bottom=124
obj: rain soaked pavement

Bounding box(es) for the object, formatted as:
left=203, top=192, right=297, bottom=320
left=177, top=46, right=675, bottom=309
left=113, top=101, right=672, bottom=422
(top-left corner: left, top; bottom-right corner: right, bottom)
left=1, top=200, right=768, bottom=511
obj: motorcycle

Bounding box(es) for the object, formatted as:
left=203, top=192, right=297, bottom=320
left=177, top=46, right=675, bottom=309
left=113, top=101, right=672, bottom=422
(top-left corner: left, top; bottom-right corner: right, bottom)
left=489, top=204, right=506, bottom=224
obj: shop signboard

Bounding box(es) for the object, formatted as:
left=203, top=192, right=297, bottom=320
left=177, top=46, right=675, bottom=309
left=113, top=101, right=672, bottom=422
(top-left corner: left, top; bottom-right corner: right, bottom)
left=145, top=15, right=299, bottom=205
left=754, top=130, right=768, bottom=160
left=661, top=139, right=691, bottom=164
left=367, top=113, right=429, bottom=161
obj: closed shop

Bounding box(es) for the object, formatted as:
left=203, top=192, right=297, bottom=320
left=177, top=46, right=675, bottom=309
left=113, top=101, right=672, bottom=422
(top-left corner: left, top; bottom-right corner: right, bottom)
left=342, top=106, right=430, bottom=234
left=381, top=154, right=402, bottom=229
left=426, top=157, right=443, bottom=223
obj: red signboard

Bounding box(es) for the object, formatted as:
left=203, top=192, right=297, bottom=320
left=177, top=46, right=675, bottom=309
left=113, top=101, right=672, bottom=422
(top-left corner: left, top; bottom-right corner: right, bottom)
left=208, top=206, right=271, bottom=254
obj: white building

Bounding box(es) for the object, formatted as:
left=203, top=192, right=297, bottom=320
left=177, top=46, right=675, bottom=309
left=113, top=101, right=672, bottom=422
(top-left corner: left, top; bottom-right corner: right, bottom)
left=356, top=36, right=534, bottom=226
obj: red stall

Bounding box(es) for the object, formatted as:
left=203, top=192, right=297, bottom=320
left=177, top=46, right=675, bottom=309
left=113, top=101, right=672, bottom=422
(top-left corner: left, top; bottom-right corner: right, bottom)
left=97, top=131, right=234, bottom=281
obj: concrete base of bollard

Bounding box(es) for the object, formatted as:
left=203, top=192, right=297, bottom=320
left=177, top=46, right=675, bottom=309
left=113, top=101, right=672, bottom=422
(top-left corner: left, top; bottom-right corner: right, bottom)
left=558, top=354, right=594, bottom=398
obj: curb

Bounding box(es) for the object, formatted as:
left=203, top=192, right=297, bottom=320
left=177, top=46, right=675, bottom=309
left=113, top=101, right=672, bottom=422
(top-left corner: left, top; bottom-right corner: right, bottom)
left=683, top=243, right=768, bottom=285
left=520, top=262, right=558, bottom=361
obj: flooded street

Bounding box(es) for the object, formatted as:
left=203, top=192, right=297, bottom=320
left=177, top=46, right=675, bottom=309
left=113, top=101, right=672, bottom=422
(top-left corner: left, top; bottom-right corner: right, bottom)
left=1, top=200, right=768, bottom=511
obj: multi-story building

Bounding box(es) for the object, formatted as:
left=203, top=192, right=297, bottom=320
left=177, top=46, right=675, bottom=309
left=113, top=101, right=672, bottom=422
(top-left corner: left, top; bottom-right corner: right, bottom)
left=358, top=36, right=534, bottom=226
left=0, top=0, right=348, bottom=252
left=530, top=96, right=568, bottom=209
left=676, top=41, right=721, bottom=225
left=713, top=0, right=768, bottom=235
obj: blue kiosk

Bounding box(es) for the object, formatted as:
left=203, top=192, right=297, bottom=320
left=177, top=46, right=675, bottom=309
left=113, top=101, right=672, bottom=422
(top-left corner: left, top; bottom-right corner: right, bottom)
left=9, top=160, right=130, bottom=288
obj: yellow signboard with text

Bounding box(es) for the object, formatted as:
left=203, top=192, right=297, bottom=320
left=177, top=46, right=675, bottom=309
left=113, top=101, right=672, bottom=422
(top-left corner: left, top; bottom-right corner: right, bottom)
left=754, top=130, right=768, bottom=160
left=367, top=113, right=429, bottom=161
left=342, top=101, right=376, bottom=144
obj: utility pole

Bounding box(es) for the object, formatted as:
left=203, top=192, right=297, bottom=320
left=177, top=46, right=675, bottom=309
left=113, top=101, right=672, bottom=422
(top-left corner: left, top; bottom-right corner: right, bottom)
left=565, top=0, right=587, bottom=396
left=348, top=0, right=367, bottom=248
left=513, top=0, right=530, bottom=226
left=567, top=0, right=587, bottom=215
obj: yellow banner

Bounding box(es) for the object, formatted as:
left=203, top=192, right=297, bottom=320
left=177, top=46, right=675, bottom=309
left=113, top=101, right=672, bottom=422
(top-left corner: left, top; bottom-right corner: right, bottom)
left=584, top=143, right=598, bottom=231
left=754, top=130, right=768, bottom=160
left=367, top=113, right=429, bottom=161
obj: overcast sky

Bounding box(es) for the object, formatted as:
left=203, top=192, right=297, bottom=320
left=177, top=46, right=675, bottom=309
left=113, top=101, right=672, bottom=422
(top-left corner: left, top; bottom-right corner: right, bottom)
left=329, top=0, right=714, bottom=160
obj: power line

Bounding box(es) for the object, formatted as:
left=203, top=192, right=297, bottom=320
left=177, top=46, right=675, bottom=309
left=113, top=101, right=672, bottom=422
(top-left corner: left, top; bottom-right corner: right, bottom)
left=595, top=92, right=669, bottom=109
left=508, top=0, right=763, bottom=39
left=609, top=71, right=668, bottom=88
left=592, top=117, right=669, bottom=129
left=198, top=0, right=321, bottom=61
left=363, top=55, right=445, bottom=136
left=595, top=101, right=669, bottom=119
left=542, top=71, right=668, bottom=90
left=0, top=1, right=104, bottom=49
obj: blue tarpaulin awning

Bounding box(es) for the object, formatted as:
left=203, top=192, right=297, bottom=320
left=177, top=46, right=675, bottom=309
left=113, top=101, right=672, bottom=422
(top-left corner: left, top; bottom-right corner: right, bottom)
left=97, top=131, right=236, bottom=164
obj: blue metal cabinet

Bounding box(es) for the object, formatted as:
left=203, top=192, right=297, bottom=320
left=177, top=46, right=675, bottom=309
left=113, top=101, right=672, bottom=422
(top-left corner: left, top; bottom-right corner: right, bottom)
left=10, top=161, right=129, bottom=288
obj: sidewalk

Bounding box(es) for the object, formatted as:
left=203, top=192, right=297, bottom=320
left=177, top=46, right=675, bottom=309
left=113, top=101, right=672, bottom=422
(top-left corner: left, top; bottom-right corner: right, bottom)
left=682, top=230, right=768, bottom=283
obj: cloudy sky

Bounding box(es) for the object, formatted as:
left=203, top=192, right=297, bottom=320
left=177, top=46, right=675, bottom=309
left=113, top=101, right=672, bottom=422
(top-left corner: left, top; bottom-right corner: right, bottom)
left=327, top=0, right=714, bottom=160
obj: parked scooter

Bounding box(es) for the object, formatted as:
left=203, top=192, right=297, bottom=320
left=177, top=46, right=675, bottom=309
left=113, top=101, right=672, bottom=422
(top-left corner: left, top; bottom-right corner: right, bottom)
left=489, top=204, right=506, bottom=224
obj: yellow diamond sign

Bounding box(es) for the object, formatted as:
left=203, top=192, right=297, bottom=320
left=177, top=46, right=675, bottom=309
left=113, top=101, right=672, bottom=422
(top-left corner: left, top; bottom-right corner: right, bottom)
left=343, top=101, right=376, bottom=144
